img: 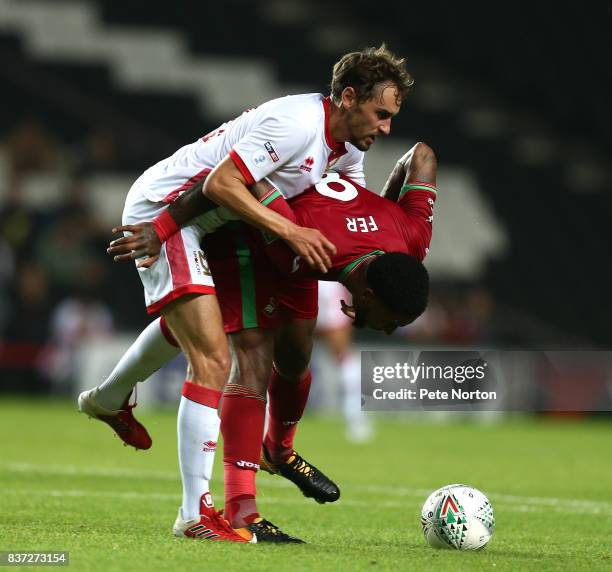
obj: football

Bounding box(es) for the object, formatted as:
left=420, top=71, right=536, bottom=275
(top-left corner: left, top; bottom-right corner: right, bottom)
left=420, top=484, right=495, bottom=550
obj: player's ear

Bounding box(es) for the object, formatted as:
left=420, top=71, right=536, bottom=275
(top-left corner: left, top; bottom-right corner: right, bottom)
left=341, top=87, right=358, bottom=110
left=360, top=287, right=376, bottom=304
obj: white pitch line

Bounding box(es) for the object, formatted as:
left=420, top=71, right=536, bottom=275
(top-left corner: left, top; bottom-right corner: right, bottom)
left=356, top=484, right=612, bottom=512
left=2, top=487, right=608, bottom=516
left=2, top=461, right=180, bottom=481
left=2, top=462, right=611, bottom=515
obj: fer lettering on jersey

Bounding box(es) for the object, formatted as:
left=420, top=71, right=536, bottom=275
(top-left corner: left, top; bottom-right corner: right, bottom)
left=346, top=216, right=378, bottom=233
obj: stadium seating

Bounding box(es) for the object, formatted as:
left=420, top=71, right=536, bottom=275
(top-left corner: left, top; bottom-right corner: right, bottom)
left=0, top=0, right=610, bottom=345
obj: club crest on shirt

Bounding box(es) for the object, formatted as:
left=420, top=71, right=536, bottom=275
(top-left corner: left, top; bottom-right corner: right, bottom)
left=264, top=141, right=280, bottom=162
left=193, top=250, right=211, bottom=276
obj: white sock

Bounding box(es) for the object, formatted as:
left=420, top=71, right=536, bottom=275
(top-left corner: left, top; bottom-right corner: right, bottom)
left=178, top=394, right=220, bottom=521
left=96, top=318, right=181, bottom=410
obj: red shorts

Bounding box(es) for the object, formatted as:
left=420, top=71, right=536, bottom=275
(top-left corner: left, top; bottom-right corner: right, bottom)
left=202, top=222, right=318, bottom=333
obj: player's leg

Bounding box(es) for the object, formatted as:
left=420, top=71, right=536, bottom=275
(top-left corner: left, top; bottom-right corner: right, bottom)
left=78, top=188, right=214, bottom=449
left=221, top=328, right=271, bottom=528
left=161, top=293, right=229, bottom=516
left=79, top=186, right=251, bottom=541
left=221, top=327, right=303, bottom=543
left=264, top=316, right=314, bottom=463
left=78, top=316, right=181, bottom=448
left=263, top=277, right=317, bottom=464
left=96, top=316, right=180, bottom=410
left=201, top=224, right=303, bottom=541
left=259, top=278, right=340, bottom=503
left=165, top=293, right=253, bottom=542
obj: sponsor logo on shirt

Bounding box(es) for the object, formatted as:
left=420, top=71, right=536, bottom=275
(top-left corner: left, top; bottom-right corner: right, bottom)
left=299, top=156, right=315, bottom=172
left=264, top=141, right=280, bottom=162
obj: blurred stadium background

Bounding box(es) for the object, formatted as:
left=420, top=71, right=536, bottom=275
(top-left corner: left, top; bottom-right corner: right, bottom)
left=0, top=0, right=610, bottom=416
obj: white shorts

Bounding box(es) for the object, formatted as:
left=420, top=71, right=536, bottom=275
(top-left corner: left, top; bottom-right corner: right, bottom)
left=316, top=281, right=352, bottom=332
left=123, top=179, right=216, bottom=315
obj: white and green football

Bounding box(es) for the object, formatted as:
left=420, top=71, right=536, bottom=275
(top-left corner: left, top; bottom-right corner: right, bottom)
left=420, top=484, right=495, bottom=550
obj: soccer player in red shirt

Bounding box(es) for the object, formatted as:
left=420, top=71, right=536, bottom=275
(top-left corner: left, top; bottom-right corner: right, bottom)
left=105, top=143, right=437, bottom=542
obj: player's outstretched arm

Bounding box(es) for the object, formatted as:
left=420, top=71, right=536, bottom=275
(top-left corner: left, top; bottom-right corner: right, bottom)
left=205, top=156, right=336, bottom=273
left=107, top=176, right=303, bottom=268
left=107, top=177, right=219, bottom=267
left=381, top=142, right=437, bottom=201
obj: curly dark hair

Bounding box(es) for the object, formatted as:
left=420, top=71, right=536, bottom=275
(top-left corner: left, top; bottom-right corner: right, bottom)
left=330, top=44, right=414, bottom=104
left=366, top=252, right=429, bottom=320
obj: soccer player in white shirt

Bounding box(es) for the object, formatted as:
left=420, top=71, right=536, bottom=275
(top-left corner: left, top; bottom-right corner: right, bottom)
left=79, top=45, right=414, bottom=542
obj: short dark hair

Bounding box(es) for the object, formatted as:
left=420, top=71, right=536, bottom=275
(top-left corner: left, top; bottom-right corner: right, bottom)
left=366, top=253, right=429, bottom=320
left=330, top=44, right=414, bottom=104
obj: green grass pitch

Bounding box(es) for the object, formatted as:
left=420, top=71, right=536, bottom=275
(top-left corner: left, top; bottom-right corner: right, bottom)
left=1, top=399, right=611, bottom=571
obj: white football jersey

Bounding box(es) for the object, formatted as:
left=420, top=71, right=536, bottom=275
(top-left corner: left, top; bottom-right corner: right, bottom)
left=131, top=93, right=365, bottom=203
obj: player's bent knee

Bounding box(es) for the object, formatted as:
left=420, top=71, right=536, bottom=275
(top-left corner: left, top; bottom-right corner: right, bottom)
left=274, top=346, right=311, bottom=380
left=274, top=332, right=313, bottom=379
left=189, top=349, right=232, bottom=388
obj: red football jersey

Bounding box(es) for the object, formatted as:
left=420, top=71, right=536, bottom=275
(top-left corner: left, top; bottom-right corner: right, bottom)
left=265, top=171, right=437, bottom=282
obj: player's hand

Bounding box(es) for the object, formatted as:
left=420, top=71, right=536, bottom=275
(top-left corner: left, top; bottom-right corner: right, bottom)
left=107, top=222, right=162, bottom=268
left=285, top=224, right=336, bottom=274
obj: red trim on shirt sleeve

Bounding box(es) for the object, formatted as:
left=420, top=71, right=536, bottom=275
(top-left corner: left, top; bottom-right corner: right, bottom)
left=229, top=149, right=256, bottom=185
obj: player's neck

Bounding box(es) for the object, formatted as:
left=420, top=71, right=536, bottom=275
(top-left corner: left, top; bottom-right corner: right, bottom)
left=327, top=98, right=350, bottom=143
left=342, top=257, right=376, bottom=297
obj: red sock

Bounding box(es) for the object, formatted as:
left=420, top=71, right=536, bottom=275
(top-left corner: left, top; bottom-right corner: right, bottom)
left=264, top=368, right=312, bottom=464
left=221, top=385, right=266, bottom=527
